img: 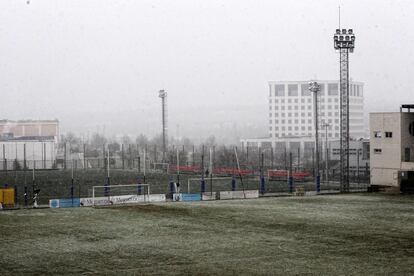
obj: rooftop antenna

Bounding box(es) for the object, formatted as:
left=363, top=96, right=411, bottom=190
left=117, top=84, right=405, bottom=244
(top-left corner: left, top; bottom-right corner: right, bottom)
left=338, top=5, right=341, bottom=29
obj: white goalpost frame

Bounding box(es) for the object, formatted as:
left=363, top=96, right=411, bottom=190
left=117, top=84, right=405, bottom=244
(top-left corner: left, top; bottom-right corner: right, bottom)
left=187, top=177, right=234, bottom=194
left=92, top=183, right=151, bottom=207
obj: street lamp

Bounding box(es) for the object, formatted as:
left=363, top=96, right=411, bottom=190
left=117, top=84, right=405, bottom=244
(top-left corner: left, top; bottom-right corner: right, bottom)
left=308, top=81, right=320, bottom=193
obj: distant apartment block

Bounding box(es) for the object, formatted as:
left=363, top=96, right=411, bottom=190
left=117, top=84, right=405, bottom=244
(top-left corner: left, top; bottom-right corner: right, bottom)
left=241, top=80, right=365, bottom=155
left=268, top=80, right=364, bottom=140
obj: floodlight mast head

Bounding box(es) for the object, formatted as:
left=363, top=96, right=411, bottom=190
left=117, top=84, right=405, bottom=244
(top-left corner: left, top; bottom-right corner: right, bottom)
left=159, top=89, right=167, bottom=98
left=334, top=29, right=355, bottom=52
left=308, top=81, right=320, bottom=93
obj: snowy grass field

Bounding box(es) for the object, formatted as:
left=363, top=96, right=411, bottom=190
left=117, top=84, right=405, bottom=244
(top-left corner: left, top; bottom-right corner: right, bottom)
left=1, top=194, right=413, bottom=275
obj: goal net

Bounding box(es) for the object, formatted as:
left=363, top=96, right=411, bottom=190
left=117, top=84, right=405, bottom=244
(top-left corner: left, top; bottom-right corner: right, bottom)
left=89, top=184, right=150, bottom=207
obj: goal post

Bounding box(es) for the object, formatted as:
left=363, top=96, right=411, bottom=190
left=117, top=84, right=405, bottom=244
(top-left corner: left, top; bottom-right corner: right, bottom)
left=90, top=184, right=150, bottom=206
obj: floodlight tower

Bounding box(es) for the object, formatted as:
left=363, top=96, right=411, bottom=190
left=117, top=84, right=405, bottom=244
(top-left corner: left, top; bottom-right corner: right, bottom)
left=158, top=90, right=168, bottom=162
left=333, top=28, right=355, bottom=192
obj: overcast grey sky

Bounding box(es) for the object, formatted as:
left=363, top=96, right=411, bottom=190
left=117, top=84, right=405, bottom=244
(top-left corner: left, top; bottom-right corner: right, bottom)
left=1, top=0, right=414, bottom=138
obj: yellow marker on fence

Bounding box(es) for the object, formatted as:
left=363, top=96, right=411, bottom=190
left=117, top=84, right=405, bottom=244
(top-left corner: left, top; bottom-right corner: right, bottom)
left=0, top=188, right=15, bottom=207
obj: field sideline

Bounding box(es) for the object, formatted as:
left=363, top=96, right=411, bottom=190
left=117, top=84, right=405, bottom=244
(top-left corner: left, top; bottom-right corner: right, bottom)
left=1, top=194, right=413, bottom=275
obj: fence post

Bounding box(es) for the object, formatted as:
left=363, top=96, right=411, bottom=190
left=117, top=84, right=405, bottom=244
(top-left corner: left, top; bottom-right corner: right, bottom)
left=14, top=185, right=18, bottom=206
left=122, top=144, right=125, bottom=170
left=83, top=143, right=86, bottom=170
left=24, top=186, right=28, bottom=207
left=289, top=152, right=293, bottom=193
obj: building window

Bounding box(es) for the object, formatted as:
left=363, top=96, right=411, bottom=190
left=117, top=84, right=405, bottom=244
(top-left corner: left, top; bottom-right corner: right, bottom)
left=288, top=84, right=298, bottom=96
left=319, top=84, right=325, bottom=96
left=274, top=113, right=279, bottom=117
left=328, top=83, right=339, bottom=96
left=301, top=84, right=311, bottom=96
left=385, top=132, right=392, bottom=138
left=275, top=85, right=285, bottom=96
left=374, top=131, right=382, bottom=138
left=374, top=148, right=382, bottom=154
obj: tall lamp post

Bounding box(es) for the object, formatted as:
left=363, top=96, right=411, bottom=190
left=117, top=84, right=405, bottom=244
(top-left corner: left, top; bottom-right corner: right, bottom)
left=309, top=81, right=320, bottom=193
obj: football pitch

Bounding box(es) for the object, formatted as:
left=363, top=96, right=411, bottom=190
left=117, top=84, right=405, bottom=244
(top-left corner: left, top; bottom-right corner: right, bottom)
left=1, top=194, right=413, bottom=275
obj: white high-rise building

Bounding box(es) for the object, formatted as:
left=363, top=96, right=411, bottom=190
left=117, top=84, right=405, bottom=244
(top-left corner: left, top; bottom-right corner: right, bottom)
left=268, top=80, right=364, bottom=140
